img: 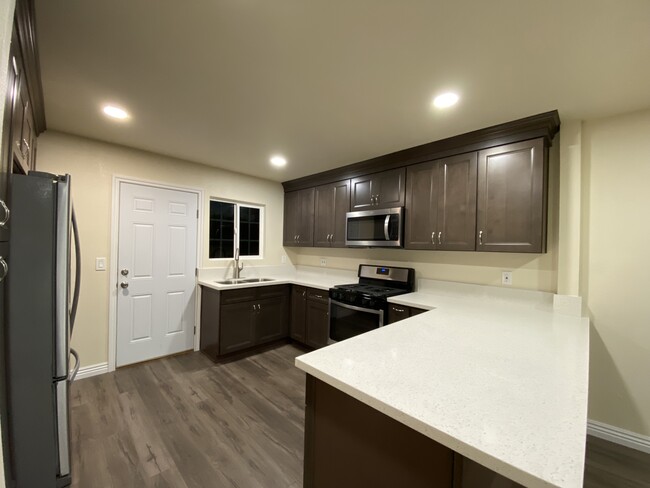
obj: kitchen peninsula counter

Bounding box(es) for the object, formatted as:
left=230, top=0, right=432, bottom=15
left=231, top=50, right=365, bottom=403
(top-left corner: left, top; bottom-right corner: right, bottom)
left=295, top=283, right=589, bottom=488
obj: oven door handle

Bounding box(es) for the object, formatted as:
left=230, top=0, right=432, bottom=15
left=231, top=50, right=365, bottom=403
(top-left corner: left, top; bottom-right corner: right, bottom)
left=383, top=214, right=390, bottom=241
left=329, top=299, right=385, bottom=326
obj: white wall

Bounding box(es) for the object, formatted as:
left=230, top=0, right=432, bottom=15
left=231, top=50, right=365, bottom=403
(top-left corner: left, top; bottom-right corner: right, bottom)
left=581, top=109, right=650, bottom=437
left=0, top=1, right=16, bottom=485
left=36, top=130, right=286, bottom=368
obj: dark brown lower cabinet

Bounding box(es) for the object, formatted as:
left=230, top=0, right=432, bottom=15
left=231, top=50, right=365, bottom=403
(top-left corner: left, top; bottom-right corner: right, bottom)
left=200, top=284, right=290, bottom=360
left=304, top=375, right=453, bottom=488
left=305, top=290, right=330, bottom=349
left=304, top=375, right=523, bottom=488
left=386, top=304, right=427, bottom=324
left=291, top=286, right=330, bottom=349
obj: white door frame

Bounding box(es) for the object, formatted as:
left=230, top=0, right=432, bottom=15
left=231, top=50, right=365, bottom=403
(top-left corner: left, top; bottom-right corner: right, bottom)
left=108, top=176, right=203, bottom=372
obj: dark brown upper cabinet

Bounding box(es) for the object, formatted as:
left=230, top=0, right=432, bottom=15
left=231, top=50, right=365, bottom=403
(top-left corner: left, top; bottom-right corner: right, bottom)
left=283, top=187, right=315, bottom=247
left=350, top=168, right=405, bottom=210
left=314, top=180, right=350, bottom=247
left=405, top=152, right=477, bottom=251
left=476, top=138, right=547, bottom=253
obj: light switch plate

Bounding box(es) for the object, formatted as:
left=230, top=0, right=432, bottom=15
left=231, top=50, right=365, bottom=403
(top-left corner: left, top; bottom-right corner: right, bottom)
left=502, top=271, right=512, bottom=285
left=96, top=257, right=107, bottom=271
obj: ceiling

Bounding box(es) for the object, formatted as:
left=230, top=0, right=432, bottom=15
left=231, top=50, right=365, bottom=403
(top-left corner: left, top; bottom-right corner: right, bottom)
left=34, top=0, right=650, bottom=182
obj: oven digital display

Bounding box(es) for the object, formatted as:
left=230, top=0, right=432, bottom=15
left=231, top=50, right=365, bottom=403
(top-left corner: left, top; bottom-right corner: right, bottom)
left=376, top=267, right=390, bottom=275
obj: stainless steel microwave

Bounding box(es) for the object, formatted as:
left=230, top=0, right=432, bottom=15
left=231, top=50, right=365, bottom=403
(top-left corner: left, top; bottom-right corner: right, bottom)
left=345, top=207, right=403, bottom=247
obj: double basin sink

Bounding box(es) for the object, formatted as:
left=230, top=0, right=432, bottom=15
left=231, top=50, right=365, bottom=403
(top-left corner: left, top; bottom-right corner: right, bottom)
left=215, top=277, right=276, bottom=285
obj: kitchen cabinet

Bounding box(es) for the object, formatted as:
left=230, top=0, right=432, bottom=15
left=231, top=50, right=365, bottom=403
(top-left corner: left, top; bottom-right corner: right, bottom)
left=291, top=286, right=330, bottom=349
left=476, top=138, right=546, bottom=253
left=387, top=304, right=426, bottom=324
left=350, top=168, right=405, bottom=210
left=405, top=152, right=477, bottom=251
left=200, top=284, right=290, bottom=360
left=314, top=179, right=350, bottom=247
left=283, top=188, right=315, bottom=247
left=290, top=285, right=307, bottom=342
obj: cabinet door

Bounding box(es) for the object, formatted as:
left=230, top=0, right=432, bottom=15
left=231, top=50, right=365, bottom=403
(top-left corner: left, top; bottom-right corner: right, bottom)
left=283, top=190, right=300, bottom=246
left=331, top=180, right=350, bottom=247
left=306, top=297, right=329, bottom=349
left=290, top=286, right=307, bottom=342
left=256, top=295, right=289, bottom=344
left=350, top=175, right=373, bottom=210
left=374, top=168, right=406, bottom=209
left=405, top=161, right=439, bottom=250
left=437, top=152, right=477, bottom=251
left=199, top=287, right=221, bottom=359
left=314, top=184, right=335, bottom=247
left=219, top=301, right=256, bottom=354
left=297, top=188, right=315, bottom=246
left=477, top=139, right=546, bottom=253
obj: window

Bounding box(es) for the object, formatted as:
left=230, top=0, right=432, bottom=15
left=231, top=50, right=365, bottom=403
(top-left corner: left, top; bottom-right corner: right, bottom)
left=209, top=200, right=263, bottom=259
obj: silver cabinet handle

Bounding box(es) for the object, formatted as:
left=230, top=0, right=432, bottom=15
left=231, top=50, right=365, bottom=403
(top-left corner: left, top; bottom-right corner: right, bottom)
left=479, top=230, right=483, bottom=245
left=431, top=231, right=435, bottom=245
left=302, top=290, right=306, bottom=297
left=393, top=307, right=405, bottom=313
left=438, top=231, right=442, bottom=245
left=0, top=256, right=7, bottom=282
left=120, top=281, right=129, bottom=289
left=330, top=233, right=334, bottom=243
left=0, top=200, right=9, bottom=227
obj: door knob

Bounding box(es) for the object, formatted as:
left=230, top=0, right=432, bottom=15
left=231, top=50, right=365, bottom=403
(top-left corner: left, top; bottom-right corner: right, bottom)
left=121, top=268, right=129, bottom=276
left=120, top=281, right=129, bottom=289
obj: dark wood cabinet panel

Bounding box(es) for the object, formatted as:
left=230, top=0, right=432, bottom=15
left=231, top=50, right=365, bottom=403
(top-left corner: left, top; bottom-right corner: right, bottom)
left=201, top=285, right=290, bottom=360
left=305, top=297, right=329, bottom=349
left=283, top=188, right=315, bottom=247
left=477, top=138, right=546, bottom=253
left=256, top=295, right=289, bottom=344
left=437, top=153, right=477, bottom=251
left=314, top=180, right=350, bottom=248
left=350, top=168, right=405, bottom=211
left=290, top=286, right=307, bottom=342
left=219, top=301, right=256, bottom=354
left=405, top=153, right=477, bottom=251
left=387, top=304, right=427, bottom=324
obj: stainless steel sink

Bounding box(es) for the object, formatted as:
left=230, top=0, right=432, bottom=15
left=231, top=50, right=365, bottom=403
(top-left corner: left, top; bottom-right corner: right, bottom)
left=215, top=278, right=275, bottom=285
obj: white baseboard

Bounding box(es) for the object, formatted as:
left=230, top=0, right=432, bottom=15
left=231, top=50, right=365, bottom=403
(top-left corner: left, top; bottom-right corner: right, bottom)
left=74, top=362, right=109, bottom=381
left=588, top=419, right=650, bottom=454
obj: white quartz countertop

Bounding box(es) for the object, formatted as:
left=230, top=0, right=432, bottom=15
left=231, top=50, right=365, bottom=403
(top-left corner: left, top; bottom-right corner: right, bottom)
left=295, top=288, right=589, bottom=488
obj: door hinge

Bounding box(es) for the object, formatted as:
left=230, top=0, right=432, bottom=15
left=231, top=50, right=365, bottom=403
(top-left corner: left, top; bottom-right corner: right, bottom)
left=194, top=326, right=196, bottom=335
left=195, top=268, right=198, bottom=277
left=196, top=209, right=199, bottom=218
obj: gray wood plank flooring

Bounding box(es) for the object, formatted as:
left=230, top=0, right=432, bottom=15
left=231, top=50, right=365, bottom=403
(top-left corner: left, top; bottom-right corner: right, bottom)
left=70, top=344, right=650, bottom=487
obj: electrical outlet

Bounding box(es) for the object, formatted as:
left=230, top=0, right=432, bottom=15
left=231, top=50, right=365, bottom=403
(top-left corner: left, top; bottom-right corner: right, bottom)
left=96, top=257, right=107, bottom=271
left=502, top=271, right=512, bottom=286
left=320, top=258, right=327, bottom=267
left=281, top=254, right=287, bottom=264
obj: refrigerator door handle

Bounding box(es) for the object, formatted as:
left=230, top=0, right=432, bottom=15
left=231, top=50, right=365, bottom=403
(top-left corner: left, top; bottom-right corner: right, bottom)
left=70, top=205, right=81, bottom=332
left=69, top=348, right=80, bottom=382
left=55, top=175, right=71, bottom=379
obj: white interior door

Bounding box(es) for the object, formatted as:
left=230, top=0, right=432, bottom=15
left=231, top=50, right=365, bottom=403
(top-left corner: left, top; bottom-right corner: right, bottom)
left=116, top=182, right=198, bottom=367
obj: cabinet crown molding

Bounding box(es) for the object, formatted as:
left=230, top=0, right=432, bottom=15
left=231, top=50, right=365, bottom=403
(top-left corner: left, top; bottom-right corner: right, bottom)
left=282, top=110, right=560, bottom=192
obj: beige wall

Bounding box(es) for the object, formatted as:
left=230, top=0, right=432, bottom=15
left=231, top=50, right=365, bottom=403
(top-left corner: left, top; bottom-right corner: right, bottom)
left=36, top=131, right=285, bottom=368
left=581, top=109, right=650, bottom=436
left=290, top=135, right=560, bottom=293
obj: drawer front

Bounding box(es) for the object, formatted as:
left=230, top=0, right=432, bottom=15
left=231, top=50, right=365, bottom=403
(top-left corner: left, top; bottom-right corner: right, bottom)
left=410, top=307, right=426, bottom=316
left=257, top=284, right=290, bottom=300
left=220, top=287, right=257, bottom=305
left=306, top=288, right=328, bottom=305
left=388, top=304, right=410, bottom=324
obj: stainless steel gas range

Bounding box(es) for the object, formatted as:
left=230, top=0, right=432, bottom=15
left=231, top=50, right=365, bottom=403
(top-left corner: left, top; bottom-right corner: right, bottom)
left=328, top=264, right=415, bottom=343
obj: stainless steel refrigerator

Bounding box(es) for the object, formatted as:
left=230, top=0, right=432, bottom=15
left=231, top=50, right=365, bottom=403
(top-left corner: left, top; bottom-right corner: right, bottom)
left=6, top=171, right=80, bottom=488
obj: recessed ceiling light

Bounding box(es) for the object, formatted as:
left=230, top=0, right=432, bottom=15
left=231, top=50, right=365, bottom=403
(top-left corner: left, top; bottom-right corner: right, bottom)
left=433, top=92, right=460, bottom=109
left=102, top=105, right=130, bottom=120
left=270, top=155, right=287, bottom=167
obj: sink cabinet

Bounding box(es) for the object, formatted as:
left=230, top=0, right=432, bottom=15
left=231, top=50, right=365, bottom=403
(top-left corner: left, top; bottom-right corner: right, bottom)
left=200, top=284, right=290, bottom=360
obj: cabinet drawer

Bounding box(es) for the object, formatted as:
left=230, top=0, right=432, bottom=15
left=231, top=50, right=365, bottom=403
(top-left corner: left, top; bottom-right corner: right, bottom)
left=221, top=287, right=257, bottom=305
left=257, top=284, right=290, bottom=300
left=306, top=289, right=328, bottom=304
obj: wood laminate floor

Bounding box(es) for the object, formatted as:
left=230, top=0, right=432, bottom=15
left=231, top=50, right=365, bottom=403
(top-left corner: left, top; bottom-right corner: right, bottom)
left=70, top=344, right=650, bottom=487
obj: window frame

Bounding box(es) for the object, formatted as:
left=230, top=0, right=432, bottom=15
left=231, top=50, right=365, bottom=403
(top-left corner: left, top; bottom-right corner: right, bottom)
left=208, top=198, right=265, bottom=261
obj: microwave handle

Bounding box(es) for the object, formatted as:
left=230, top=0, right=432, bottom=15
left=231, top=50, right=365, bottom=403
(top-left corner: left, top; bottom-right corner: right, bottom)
left=384, top=214, right=390, bottom=241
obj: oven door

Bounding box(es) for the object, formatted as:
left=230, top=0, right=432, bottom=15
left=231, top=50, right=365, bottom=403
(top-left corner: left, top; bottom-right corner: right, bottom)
left=329, top=299, right=384, bottom=343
